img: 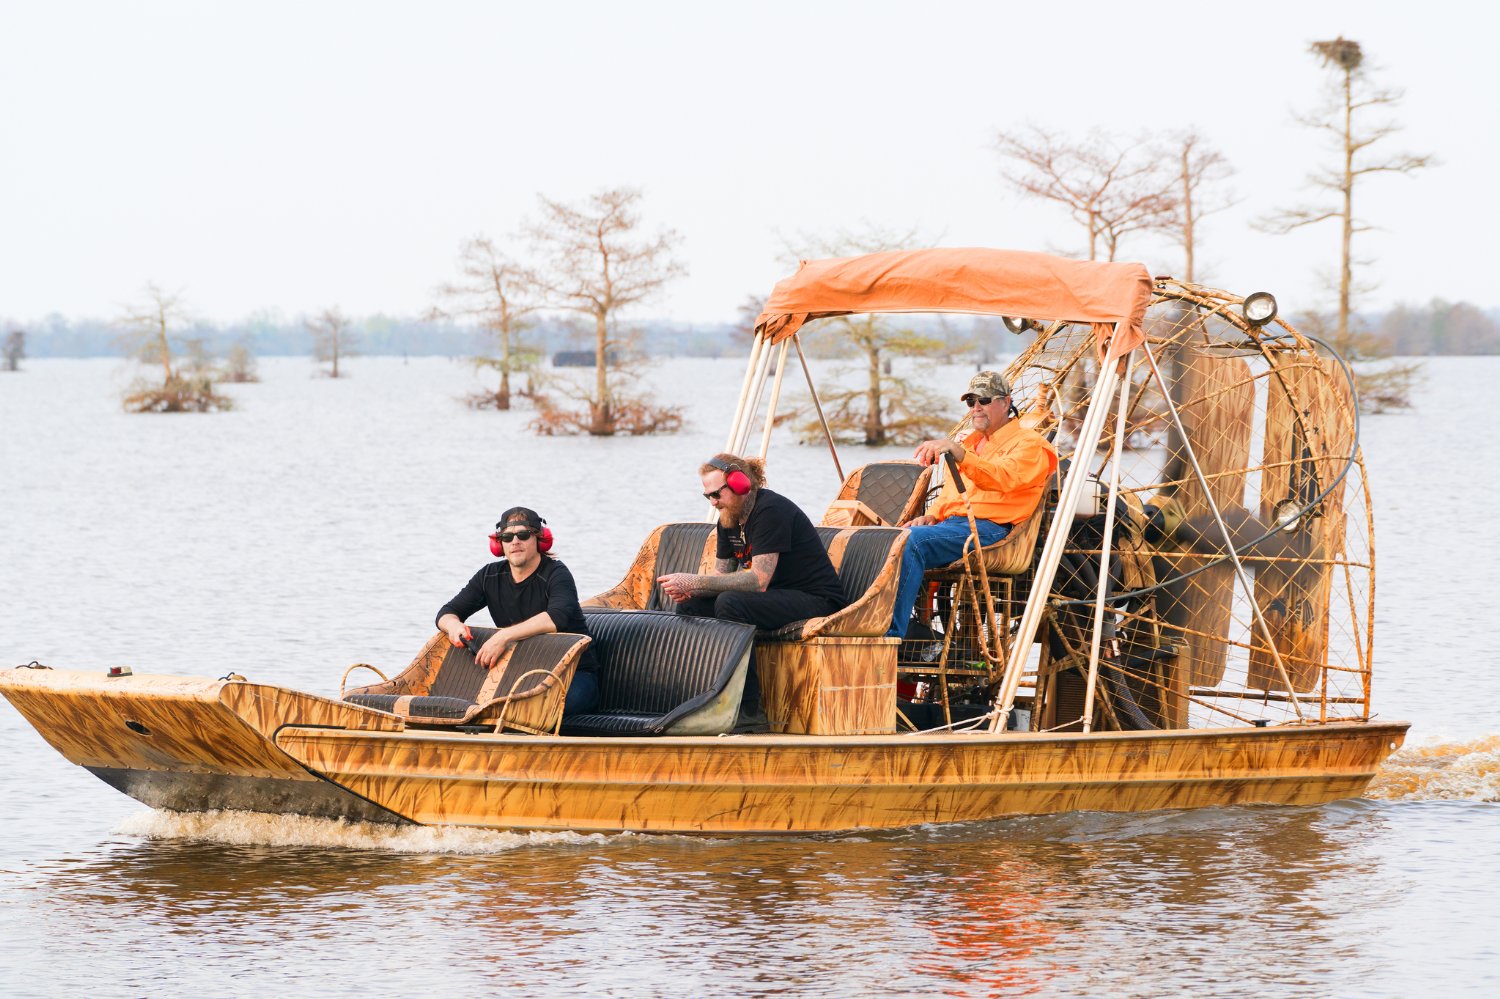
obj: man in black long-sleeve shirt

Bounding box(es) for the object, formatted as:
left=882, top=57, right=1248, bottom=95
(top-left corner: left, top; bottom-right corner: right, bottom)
left=437, top=506, right=599, bottom=715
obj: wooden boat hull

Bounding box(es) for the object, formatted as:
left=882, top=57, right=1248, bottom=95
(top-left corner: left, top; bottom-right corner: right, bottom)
left=0, top=668, right=410, bottom=824
left=1, top=668, right=1407, bottom=834
left=277, top=722, right=1408, bottom=834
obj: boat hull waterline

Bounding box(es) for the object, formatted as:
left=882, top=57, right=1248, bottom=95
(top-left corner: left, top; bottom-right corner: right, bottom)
left=0, top=669, right=1407, bottom=834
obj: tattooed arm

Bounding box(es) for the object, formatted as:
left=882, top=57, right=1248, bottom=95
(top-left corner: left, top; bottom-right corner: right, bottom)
left=657, top=553, right=779, bottom=602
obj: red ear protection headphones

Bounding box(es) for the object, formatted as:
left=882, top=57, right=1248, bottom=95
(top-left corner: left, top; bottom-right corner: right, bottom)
left=488, top=515, right=554, bottom=556
left=707, top=457, right=752, bottom=496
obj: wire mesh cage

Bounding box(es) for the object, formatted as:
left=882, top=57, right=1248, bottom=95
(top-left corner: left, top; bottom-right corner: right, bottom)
left=903, top=281, right=1374, bottom=733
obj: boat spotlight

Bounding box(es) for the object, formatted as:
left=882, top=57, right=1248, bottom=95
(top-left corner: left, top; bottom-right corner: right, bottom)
left=1271, top=497, right=1304, bottom=534
left=1003, top=316, right=1034, bottom=335
left=1242, top=292, right=1278, bottom=327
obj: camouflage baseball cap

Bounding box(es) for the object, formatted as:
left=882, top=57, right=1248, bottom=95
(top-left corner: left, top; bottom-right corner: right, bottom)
left=962, top=370, right=1011, bottom=401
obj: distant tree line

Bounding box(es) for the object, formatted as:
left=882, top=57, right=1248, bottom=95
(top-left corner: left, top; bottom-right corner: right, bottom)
left=0, top=313, right=754, bottom=360
left=7, top=303, right=1495, bottom=364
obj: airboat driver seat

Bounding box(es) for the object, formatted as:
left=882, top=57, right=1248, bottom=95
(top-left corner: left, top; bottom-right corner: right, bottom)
left=340, top=629, right=588, bottom=734
left=904, top=469, right=1057, bottom=695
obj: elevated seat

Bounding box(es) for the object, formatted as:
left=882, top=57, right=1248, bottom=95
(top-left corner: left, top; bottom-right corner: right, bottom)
left=756, top=526, right=907, bottom=736
left=759, top=526, right=908, bottom=640
left=585, top=520, right=908, bottom=636
left=821, top=461, right=932, bottom=527
left=584, top=523, right=715, bottom=611
left=910, top=477, right=1056, bottom=689
left=342, top=628, right=587, bottom=734
left=561, top=609, right=756, bottom=737
left=933, top=503, right=1046, bottom=576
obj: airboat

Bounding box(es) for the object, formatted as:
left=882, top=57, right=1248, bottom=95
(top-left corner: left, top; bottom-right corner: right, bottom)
left=0, top=248, right=1406, bottom=834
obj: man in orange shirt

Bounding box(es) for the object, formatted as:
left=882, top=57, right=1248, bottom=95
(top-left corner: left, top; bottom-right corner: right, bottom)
left=889, top=371, right=1058, bottom=637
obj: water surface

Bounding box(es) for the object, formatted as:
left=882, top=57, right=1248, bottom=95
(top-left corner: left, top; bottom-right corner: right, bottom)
left=1, top=355, right=1496, bottom=997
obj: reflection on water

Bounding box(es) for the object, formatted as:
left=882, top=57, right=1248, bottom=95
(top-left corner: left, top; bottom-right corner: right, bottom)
left=8, top=802, right=1474, bottom=998
left=4, top=357, right=1500, bottom=996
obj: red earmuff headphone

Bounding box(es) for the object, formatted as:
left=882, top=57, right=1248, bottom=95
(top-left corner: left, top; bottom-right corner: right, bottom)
left=707, top=457, right=752, bottom=495
left=488, top=513, right=554, bottom=556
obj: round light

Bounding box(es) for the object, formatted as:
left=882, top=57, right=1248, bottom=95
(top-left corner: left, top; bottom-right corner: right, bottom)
left=1243, top=292, right=1278, bottom=327
left=1003, top=316, right=1034, bottom=335
left=1271, top=498, right=1303, bottom=534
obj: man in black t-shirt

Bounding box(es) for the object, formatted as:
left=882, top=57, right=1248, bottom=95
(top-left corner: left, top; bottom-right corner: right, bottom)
left=437, top=506, right=599, bottom=715
left=657, top=455, right=846, bottom=718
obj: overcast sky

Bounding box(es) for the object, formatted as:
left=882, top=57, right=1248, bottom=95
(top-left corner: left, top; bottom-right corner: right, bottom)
left=1, top=1, right=1494, bottom=326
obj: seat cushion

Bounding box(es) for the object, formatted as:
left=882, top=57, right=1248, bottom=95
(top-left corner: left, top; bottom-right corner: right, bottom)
left=831, top=527, right=904, bottom=600
left=558, top=711, right=674, bottom=735
left=345, top=693, right=475, bottom=721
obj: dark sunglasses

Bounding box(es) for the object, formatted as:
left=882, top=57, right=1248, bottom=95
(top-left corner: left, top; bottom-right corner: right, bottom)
left=702, top=484, right=730, bottom=501
left=495, top=530, right=535, bottom=543
left=961, top=394, right=996, bottom=408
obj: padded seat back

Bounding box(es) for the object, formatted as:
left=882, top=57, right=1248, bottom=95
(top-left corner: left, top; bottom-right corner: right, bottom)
left=645, top=523, right=716, bottom=611
left=425, top=629, right=492, bottom=701
left=822, top=526, right=904, bottom=603
left=344, top=627, right=587, bottom=731
left=585, top=522, right=715, bottom=611
left=935, top=472, right=1056, bottom=576
left=759, top=527, right=908, bottom=640
left=821, top=461, right=932, bottom=527
left=562, top=609, right=755, bottom=736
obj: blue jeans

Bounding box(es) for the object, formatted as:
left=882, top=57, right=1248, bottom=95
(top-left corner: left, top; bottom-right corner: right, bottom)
left=564, top=670, right=599, bottom=716
left=888, top=517, right=1011, bottom=637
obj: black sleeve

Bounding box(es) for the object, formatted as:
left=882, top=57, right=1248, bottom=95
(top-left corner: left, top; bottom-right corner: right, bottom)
left=436, top=566, right=489, bottom=628
left=542, top=562, right=584, bottom=632
left=715, top=523, right=733, bottom=560
left=748, top=495, right=795, bottom=556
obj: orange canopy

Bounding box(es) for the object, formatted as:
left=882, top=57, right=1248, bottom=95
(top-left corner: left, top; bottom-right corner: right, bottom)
left=754, top=247, right=1152, bottom=362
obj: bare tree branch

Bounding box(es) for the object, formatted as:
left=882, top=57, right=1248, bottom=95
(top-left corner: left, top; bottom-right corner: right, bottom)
left=996, top=125, right=1178, bottom=262
left=1259, top=36, right=1436, bottom=409
left=523, top=187, right=686, bottom=436
left=432, top=236, right=541, bottom=409
left=306, top=307, right=356, bottom=379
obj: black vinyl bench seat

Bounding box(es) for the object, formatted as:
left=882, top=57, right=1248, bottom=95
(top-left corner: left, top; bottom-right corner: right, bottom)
left=560, top=609, right=755, bottom=737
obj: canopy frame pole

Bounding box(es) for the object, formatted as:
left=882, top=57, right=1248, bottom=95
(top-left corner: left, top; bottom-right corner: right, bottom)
left=1140, top=340, right=1306, bottom=720
left=724, top=333, right=765, bottom=452
left=734, top=339, right=778, bottom=457
left=757, top=340, right=791, bottom=460
left=1081, top=349, right=1135, bottom=733
left=793, top=335, right=844, bottom=484
left=990, top=337, right=1125, bottom=731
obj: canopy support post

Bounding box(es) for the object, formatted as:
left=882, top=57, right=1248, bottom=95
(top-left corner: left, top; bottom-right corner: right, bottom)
left=725, top=333, right=765, bottom=453
left=734, top=339, right=777, bottom=457
left=757, top=339, right=791, bottom=460
left=794, top=335, right=844, bottom=484
left=991, top=344, right=1126, bottom=731
left=1081, top=350, right=1135, bottom=733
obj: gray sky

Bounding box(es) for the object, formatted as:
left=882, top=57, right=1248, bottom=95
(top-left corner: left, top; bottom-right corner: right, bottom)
left=1, top=1, right=1494, bottom=325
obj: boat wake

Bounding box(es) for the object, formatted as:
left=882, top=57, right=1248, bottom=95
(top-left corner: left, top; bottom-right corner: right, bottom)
left=1365, top=735, right=1500, bottom=802
left=113, top=809, right=626, bottom=853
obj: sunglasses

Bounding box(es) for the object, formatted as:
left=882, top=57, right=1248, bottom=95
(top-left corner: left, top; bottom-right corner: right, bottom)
left=702, top=485, right=730, bottom=501
left=961, top=394, right=997, bottom=408
left=494, top=530, right=535, bottom=543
